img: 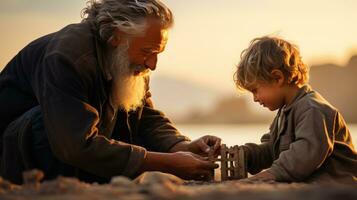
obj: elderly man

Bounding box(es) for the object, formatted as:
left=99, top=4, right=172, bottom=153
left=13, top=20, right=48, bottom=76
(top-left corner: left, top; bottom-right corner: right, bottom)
left=0, top=0, right=220, bottom=184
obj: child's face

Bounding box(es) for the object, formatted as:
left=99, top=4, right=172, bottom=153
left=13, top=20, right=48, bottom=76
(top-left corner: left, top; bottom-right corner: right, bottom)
left=248, top=81, right=285, bottom=111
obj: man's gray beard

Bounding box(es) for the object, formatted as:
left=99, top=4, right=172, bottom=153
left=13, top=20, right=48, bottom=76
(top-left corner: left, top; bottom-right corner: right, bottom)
left=107, top=44, right=150, bottom=112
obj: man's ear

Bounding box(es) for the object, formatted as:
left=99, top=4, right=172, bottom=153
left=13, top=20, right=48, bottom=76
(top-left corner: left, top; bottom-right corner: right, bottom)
left=108, top=29, right=123, bottom=47
left=271, top=69, right=285, bottom=86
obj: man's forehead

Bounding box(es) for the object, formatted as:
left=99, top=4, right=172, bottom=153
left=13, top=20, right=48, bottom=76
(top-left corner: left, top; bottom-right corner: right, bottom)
left=134, top=30, right=168, bottom=54
left=152, top=29, right=168, bottom=52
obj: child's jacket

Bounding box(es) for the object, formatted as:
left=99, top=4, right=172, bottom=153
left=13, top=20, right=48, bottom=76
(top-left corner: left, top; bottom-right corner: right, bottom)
left=243, top=85, right=357, bottom=183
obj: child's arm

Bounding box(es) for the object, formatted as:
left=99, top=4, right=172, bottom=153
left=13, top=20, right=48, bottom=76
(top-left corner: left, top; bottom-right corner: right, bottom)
left=267, top=107, right=334, bottom=182
left=242, top=133, right=274, bottom=175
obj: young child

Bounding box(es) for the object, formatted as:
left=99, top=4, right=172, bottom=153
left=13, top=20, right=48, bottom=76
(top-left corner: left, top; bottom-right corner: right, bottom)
left=234, top=36, right=357, bottom=183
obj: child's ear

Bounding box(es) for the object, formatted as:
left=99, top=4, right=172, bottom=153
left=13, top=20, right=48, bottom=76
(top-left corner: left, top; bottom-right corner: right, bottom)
left=271, top=69, right=285, bottom=86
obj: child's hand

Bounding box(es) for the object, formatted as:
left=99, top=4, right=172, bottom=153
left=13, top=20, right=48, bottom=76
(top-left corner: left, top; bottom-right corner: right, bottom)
left=244, top=170, right=276, bottom=182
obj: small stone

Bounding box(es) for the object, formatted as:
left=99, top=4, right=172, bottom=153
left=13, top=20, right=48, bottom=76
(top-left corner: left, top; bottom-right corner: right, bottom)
left=0, top=177, right=20, bottom=193
left=134, top=171, right=184, bottom=186
left=22, top=169, right=44, bottom=191
left=134, top=172, right=184, bottom=199
left=110, top=176, right=136, bottom=188
left=23, top=169, right=44, bottom=185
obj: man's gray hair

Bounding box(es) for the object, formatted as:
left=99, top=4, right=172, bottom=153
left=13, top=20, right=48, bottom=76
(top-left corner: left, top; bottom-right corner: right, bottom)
left=82, top=0, right=174, bottom=42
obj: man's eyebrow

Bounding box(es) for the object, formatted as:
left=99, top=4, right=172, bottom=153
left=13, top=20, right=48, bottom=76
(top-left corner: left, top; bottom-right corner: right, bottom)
left=142, top=47, right=163, bottom=53
left=142, top=48, right=155, bottom=51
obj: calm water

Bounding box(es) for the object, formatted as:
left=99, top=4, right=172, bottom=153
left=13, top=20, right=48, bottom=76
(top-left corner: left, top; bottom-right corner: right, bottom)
left=176, top=124, right=357, bottom=148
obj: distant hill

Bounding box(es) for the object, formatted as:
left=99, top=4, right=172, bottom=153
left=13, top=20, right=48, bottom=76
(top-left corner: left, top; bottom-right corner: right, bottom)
left=150, top=55, right=357, bottom=124
left=177, top=96, right=274, bottom=124
left=150, top=75, right=274, bottom=124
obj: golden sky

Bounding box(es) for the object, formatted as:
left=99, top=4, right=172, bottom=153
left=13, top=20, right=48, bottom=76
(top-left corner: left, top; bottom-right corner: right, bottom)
left=1, top=0, right=357, bottom=92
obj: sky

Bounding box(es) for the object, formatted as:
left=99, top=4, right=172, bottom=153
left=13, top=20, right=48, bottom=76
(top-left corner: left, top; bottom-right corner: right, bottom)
left=1, top=0, right=357, bottom=93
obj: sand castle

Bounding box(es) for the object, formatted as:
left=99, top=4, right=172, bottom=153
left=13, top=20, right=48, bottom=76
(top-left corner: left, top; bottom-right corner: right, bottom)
left=209, top=144, right=247, bottom=181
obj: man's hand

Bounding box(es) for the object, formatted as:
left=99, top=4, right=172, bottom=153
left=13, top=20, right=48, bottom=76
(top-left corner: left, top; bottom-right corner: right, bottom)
left=167, top=151, right=218, bottom=180
left=188, top=135, right=221, bottom=156
left=170, top=135, right=221, bottom=157
left=139, top=151, right=218, bottom=181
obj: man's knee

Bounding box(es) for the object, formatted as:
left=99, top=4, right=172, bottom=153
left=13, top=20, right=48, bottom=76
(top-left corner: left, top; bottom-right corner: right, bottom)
left=1, top=106, right=43, bottom=184
left=0, top=105, right=60, bottom=184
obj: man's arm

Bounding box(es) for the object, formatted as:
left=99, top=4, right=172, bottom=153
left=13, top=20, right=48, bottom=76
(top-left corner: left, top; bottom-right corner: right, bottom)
left=137, top=95, right=221, bottom=156
left=135, top=93, right=191, bottom=153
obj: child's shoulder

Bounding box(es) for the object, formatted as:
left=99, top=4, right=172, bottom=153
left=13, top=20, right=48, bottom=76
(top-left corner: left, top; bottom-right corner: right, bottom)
left=292, top=86, right=338, bottom=116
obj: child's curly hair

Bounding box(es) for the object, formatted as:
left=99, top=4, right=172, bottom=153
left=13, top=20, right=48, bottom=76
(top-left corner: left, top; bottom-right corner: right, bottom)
left=234, top=36, right=309, bottom=92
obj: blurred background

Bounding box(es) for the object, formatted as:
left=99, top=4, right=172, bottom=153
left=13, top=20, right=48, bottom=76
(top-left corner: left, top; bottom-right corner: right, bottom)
left=1, top=0, right=356, bottom=145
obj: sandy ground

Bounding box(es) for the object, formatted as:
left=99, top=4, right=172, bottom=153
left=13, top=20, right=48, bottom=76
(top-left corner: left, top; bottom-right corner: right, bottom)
left=0, top=171, right=356, bottom=200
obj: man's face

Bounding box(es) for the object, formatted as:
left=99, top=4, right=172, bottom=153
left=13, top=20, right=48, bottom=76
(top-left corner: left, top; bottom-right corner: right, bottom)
left=106, top=20, right=169, bottom=112
left=114, top=20, right=169, bottom=76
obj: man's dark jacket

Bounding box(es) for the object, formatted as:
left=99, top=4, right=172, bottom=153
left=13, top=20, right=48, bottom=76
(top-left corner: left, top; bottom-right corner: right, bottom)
left=0, top=21, right=189, bottom=183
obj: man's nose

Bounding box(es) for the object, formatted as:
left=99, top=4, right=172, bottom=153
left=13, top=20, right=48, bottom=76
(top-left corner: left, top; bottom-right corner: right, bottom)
left=253, top=94, right=259, bottom=102
left=145, top=54, right=158, bottom=71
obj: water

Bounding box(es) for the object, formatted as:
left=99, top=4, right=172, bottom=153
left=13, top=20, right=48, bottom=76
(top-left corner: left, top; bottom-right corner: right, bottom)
left=176, top=124, right=357, bottom=148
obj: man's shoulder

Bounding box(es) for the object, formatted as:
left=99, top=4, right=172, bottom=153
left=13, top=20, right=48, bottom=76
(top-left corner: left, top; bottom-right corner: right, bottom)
left=45, top=22, right=98, bottom=65
left=44, top=22, right=102, bottom=78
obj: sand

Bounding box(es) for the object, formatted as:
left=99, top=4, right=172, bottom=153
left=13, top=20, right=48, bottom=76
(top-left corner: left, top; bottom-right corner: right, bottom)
left=0, top=171, right=356, bottom=200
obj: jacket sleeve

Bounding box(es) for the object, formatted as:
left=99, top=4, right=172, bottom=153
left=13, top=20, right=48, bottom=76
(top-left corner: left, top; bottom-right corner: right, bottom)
left=34, top=53, right=146, bottom=178
left=136, top=92, right=190, bottom=152
left=267, top=107, right=334, bottom=181
left=242, top=133, right=274, bottom=174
